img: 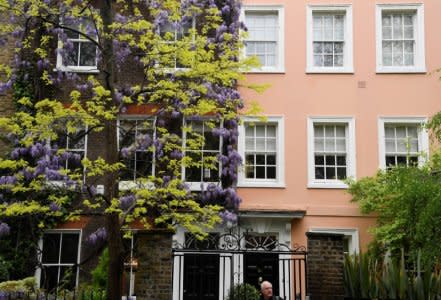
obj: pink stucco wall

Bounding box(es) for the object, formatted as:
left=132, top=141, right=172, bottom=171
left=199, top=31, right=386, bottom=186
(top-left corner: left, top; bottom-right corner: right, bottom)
left=238, top=0, right=441, bottom=250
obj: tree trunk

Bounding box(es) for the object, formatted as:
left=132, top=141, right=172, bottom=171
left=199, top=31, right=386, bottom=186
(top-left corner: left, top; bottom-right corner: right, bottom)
left=99, top=1, right=124, bottom=299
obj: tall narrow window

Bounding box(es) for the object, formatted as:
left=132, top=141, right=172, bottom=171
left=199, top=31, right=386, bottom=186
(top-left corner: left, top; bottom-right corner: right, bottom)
left=312, top=13, right=344, bottom=67
left=381, top=13, right=415, bottom=67
left=378, top=118, right=428, bottom=169
left=55, top=129, right=86, bottom=172
left=57, top=18, right=98, bottom=71
left=238, top=117, right=284, bottom=187
left=376, top=4, right=425, bottom=73
left=118, top=118, right=155, bottom=181
left=307, top=117, right=355, bottom=188
left=243, top=6, right=284, bottom=72
left=313, top=124, right=347, bottom=180
left=184, top=120, right=221, bottom=188
left=159, top=19, right=194, bottom=69
left=244, top=123, right=277, bottom=180
left=39, top=231, right=80, bottom=292
left=307, top=5, right=353, bottom=73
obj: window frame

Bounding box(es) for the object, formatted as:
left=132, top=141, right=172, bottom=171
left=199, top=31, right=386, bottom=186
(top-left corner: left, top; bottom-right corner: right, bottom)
left=238, top=116, right=285, bottom=188
left=56, top=18, right=99, bottom=73
left=157, top=18, right=196, bottom=72
left=378, top=117, right=429, bottom=169
left=35, top=229, right=82, bottom=290
left=182, top=118, right=223, bottom=191
left=117, top=116, right=157, bottom=190
left=241, top=5, right=285, bottom=73
left=306, top=4, right=353, bottom=73
left=375, top=4, right=425, bottom=73
left=307, top=116, right=356, bottom=189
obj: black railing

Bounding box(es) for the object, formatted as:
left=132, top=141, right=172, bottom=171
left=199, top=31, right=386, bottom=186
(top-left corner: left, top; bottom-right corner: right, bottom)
left=172, top=231, right=308, bottom=300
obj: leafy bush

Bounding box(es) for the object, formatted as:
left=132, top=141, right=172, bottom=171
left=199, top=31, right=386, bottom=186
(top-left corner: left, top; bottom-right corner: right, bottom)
left=0, top=277, right=36, bottom=293
left=91, top=248, right=109, bottom=290
left=227, top=283, right=260, bottom=300
left=344, top=251, right=441, bottom=300
left=0, top=256, right=10, bottom=282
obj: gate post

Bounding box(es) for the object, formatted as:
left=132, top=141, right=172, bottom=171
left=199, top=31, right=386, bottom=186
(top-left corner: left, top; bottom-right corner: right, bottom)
left=306, top=232, right=345, bottom=300
left=135, top=230, right=173, bottom=300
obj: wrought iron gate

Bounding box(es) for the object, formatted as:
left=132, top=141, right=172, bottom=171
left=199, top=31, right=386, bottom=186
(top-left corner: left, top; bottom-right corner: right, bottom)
left=172, top=231, right=307, bottom=300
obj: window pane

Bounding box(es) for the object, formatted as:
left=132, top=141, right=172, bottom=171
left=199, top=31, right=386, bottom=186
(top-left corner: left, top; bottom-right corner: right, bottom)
left=313, top=42, right=323, bottom=54
left=325, top=155, right=335, bottom=166
left=267, top=155, right=276, bottom=165
left=256, top=138, right=265, bottom=151
left=246, top=138, right=254, bottom=150
left=246, top=166, right=254, bottom=178
left=66, top=42, right=79, bottom=66
left=79, top=42, right=96, bottom=66
left=245, top=125, right=254, bottom=137
left=325, top=138, right=335, bottom=151
left=256, top=154, right=265, bottom=165
left=266, top=138, right=276, bottom=151
left=246, top=154, right=255, bottom=166
left=314, top=138, right=324, bottom=152
left=42, top=234, right=61, bottom=264
left=315, top=155, right=324, bottom=165
left=326, top=167, right=335, bottom=179
left=256, top=166, right=265, bottom=178
left=267, top=167, right=276, bottom=179
left=334, top=15, right=344, bottom=40
left=396, top=156, right=406, bottom=165
left=256, top=126, right=265, bottom=137
left=59, top=266, right=77, bottom=290
left=315, top=167, right=324, bottom=179
left=60, top=234, right=79, bottom=264
left=386, top=156, right=396, bottom=167
left=385, top=140, right=395, bottom=152
left=383, top=26, right=392, bottom=39
left=267, top=125, right=276, bottom=137
left=404, top=26, right=414, bottom=39
left=314, top=125, right=324, bottom=137
left=336, top=156, right=346, bottom=166
left=314, top=55, right=323, bottom=66
left=337, top=167, right=346, bottom=179
left=336, top=138, right=346, bottom=151
left=41, top=266, right=59, bottom=292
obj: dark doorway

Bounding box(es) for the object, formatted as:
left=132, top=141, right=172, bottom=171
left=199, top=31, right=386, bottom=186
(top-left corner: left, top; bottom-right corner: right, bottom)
left=244, top=253, right=280, bottom=295
left=183, top=254, right=219, bottom=300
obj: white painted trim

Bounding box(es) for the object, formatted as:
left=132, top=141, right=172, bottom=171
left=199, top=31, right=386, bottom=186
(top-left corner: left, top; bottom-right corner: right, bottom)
left=237, top=116, right=285, bottom=188
left=307, top=116, right=356, bottom=189
left=375, top=3, right=426, bottom=73
left=306, top=4, right=354, bottom=74
left=241, top=5, right=285, bottom=73
left=309, top=227, right=360, bottom=254
left=35, top=229, right=82, bottom=289
left=377, top=116, right=429, bottom=169
left=181, top=118, right=223, bottom=191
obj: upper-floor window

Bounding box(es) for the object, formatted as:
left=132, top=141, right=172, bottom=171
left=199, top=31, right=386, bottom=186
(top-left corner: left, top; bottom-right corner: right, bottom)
left=55, top=128, right=87, bottom=172
left=376, top=4, right=425, bottom=73
left=238, top=116, right=285, bottom=188
left=378, top=117, right=428, bottom=169
left=158, top=19, right=194, bottom=70
left=306, top=5, right=353, bottom=73
left=118, top=118, right=156, bottom=183
left=57, top=18, right=98, bottom=73
left=243, top=6, right=284, bottom=73
left=183, top=119, right=221, bottom=190
left=307, top=117, right=356, bottom=189
left=37, top=231, right=81, bottom=292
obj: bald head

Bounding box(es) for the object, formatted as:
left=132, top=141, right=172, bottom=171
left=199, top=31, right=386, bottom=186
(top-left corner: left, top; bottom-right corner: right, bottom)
left=260, top=281, right=273, bottom=300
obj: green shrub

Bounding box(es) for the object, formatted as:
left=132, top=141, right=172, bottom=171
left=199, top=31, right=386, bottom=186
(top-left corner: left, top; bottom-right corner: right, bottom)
left=0, top=256, right=11, bottom=282
left=227, top=283, right=260, bottom=300
left=344, top=251, right=441, bottom=300
left=0, top=277, right=36, bottom=293
left=91, top=247, right=109, bottom=290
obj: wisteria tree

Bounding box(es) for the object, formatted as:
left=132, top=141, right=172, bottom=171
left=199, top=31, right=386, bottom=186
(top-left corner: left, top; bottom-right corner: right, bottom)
left=0, top=0, right=257, bottom=298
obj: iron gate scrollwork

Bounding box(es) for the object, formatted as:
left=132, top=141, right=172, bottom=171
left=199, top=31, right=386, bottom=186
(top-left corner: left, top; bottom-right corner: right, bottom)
left=172, top=231, right=307, bottom=300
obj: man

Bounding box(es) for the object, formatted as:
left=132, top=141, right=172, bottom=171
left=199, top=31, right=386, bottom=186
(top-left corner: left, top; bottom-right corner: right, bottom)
left=260, top=281, right=284, bottom=300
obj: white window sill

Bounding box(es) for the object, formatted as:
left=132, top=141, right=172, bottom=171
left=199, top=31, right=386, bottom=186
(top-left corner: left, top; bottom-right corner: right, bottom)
left=119, top=181, right=154, bottom=191
left=245, top=67, right=285, bottom=74
left=55, top=67, right=99, bottom=74
left=376, top=66, right=426, bottom=74
left=187, top=181, right=221, bottom=191
left=306, top=67, right=354, bottom=74
left=307, top=181, right=348, bottom=189
left=237, top=180, right=285, bottom=188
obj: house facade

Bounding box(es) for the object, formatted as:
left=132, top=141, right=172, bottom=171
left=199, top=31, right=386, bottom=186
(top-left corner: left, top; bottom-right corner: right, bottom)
left=171, top=0, right=441, bottom=299
left=2, top=0, right=441, bottom=299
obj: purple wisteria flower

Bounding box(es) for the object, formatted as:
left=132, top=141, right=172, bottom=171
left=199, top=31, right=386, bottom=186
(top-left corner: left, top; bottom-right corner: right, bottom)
left=88, top=227, right=107, bottom=245
left=0, top=223, right=10, bottom=237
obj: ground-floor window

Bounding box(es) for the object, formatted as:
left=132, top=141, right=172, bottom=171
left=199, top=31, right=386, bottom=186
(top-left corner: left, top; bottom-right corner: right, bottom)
left=38, top=231, right=81, bottom=292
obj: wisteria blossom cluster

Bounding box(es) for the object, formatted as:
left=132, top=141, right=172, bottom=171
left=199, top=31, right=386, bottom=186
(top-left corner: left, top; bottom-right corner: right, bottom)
left=0, top=0, right=255, bottom=242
